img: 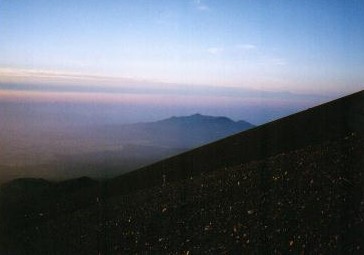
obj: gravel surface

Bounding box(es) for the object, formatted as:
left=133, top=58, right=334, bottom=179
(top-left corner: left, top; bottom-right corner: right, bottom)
left=4, top=133, right=362, bottom=255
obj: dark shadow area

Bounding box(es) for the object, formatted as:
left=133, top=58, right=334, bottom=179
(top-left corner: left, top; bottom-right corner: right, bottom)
left=0, top=90, right=363, bottom=254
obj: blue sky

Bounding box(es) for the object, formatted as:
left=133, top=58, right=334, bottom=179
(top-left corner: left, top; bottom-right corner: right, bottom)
left=0, top=0, right=363, bottom=123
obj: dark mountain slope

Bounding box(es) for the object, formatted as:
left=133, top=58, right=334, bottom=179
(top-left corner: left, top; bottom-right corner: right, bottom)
left=107, top=90, right=364, bottom=196
left=5, top=128, right=364, bottom=254
left=0, top=90, right=363, bottom=254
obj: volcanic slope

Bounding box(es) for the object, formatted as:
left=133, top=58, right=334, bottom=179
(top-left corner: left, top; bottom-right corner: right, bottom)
left=1, top=90, right=363, bottom=254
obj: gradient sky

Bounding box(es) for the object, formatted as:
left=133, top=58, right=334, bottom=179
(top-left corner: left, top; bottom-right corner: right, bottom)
left=0, top=0, right=364, bottom=124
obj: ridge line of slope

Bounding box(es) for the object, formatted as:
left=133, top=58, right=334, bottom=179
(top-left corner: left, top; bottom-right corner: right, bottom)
left=106, top=90, right=364, bottom=197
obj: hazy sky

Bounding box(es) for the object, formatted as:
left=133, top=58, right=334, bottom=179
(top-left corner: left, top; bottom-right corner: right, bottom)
left=0, top=0, right=363, bottom=123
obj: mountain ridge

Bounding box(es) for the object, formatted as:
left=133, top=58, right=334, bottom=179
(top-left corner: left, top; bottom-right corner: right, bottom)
left=1, top=91, right=363, bottom=254
left=0, top=114, right=254, bottom=183
left=107, top=90, right=364, bottom=196
left=106, top=113, right=254, bottom=149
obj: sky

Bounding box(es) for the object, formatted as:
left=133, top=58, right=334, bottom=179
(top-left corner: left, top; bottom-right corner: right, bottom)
left=0, top=0, right=364, bottom=124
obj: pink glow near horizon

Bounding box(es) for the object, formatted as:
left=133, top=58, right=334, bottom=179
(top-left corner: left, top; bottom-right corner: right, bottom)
left=0, top=89, right=319, bottom=109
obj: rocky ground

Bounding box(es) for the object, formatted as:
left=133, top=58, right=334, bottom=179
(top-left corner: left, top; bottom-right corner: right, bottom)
left=1, top=133, right=363, bottom=254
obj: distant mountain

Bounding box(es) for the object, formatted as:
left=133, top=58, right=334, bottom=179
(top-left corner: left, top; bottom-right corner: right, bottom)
left=101, top=113, right=254, bottom=149
left=0, top=114, right=254, bottom=182
left=56, top=114, right=254, bottom=177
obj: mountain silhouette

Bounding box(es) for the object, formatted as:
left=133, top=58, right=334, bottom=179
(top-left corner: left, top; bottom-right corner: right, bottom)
left=55, top=114, right=254, bottom=177
left=110, top=113, right=254, bottom=148
left=1, top=91, right=363, bottom=254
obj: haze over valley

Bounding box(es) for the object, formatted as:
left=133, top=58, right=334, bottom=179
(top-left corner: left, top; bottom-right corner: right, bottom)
left=0, top=108, right=255, bottom=182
